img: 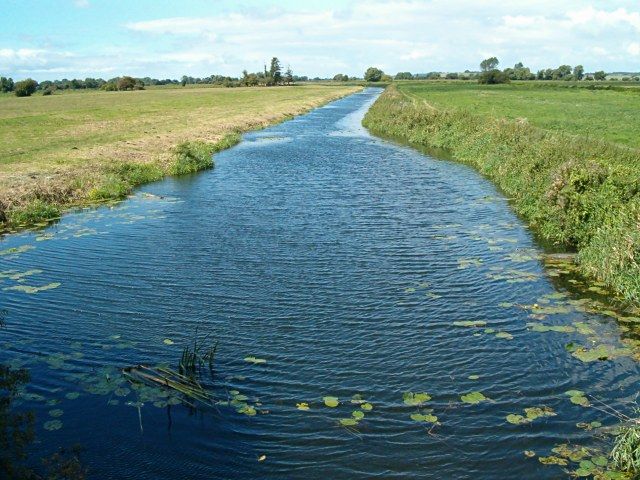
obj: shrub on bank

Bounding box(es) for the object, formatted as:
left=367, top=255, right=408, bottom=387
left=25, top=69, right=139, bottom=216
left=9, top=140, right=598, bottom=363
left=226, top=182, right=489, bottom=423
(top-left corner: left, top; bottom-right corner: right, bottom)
left=362, top=86, right=640, bottom=304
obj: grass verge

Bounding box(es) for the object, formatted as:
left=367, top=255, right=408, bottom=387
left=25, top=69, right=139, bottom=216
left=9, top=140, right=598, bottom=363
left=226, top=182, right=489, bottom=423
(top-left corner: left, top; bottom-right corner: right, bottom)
left=363, top=85, right=640, bottom=305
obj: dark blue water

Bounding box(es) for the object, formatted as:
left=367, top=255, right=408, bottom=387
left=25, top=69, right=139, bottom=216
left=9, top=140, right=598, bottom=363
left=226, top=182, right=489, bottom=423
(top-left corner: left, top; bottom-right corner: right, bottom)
left=1, top=88, right=638, bottom=479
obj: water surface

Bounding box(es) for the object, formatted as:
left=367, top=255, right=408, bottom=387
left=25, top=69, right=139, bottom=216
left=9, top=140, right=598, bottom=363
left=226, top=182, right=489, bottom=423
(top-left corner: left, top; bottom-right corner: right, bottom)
left=1, top=88, right=638, bottom=479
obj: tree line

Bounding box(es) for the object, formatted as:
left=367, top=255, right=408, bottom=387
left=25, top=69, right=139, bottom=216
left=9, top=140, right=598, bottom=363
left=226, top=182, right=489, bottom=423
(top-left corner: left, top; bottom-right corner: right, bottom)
left=344, top=59, right=638, bottom=84
left=0, top=57, right=305, bottom=97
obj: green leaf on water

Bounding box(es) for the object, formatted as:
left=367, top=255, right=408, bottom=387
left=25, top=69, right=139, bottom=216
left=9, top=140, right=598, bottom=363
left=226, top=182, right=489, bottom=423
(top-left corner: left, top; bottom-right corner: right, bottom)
left=323, top=396, right=339, bottom=408
left=506, top=414, right=528, bottom=425
left=403, top=392, right=431, bottom=406
left=591, top=455, right=608, bottom=467
left=48, top=409, right=63, bottom=418
left=410, top=413, right=438, bottom=423
left=339, top=418, right=358, bottom=426
left=65, top=392, right=80, bottom=400
left=352, top=410, right=365, bottom=420
left=461, top=391, right=488, bottom=404
left=244, top=356, right=267, bottom=365
left=44, top=420, right=63, bottom=431
left=453, top=321, right=487, bottom=327
left=495, top=331, right=514, bottom=340
left=361, top=403, right=373, bottom=411
left=4, top=282, right=61, bottom=294
left=237, top=405, right=257, bottom=416
left=468, top=375, right=480, bottom=380
left=163, top=339, right=174, bottom=345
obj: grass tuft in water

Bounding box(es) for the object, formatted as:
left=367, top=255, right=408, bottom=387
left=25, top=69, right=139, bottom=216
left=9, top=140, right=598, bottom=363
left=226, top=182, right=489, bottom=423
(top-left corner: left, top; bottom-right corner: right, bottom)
left=611, top=422, right=640, bottom=475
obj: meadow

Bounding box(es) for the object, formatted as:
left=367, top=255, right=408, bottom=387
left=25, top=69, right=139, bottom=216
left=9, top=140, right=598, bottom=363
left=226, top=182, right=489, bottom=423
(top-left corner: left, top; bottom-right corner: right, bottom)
left=0, top=84, right=360, bottom=228
left=398, top=81, right=640, bottom=148
left=363, top=81, right=640, bottom=304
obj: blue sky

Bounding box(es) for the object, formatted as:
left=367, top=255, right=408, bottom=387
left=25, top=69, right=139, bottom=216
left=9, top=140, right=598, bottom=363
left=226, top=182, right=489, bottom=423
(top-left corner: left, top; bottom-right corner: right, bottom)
left=2, top=0, right=639, bottom=80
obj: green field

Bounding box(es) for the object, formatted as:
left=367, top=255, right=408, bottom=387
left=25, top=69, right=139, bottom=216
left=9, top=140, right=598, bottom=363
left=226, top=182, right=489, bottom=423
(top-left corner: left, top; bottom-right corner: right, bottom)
left=398, top=81, right=640, bottom=148
left=0, top=84, right=360, bottom=227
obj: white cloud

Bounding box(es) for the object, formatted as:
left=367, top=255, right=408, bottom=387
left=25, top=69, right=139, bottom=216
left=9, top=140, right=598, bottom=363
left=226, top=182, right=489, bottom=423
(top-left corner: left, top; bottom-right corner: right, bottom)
left=73, top=0, right=90, bottom=8
left=628, top=42, right=640, bottom=56
left=4, top=0, right=640, bottom=80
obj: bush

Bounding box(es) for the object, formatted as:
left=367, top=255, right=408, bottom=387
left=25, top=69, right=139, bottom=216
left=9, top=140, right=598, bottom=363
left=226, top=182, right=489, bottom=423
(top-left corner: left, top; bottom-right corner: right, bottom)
left=14, top=79, right=38, bottom=97
left=8, top=200, right=60, bottom=226
left=170, top=133, right=241, bottom=176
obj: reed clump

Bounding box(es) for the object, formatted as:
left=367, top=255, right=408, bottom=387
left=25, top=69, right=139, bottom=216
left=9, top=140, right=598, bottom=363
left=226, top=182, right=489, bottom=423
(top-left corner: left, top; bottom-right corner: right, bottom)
left=363, top=85, right=640, bottom=305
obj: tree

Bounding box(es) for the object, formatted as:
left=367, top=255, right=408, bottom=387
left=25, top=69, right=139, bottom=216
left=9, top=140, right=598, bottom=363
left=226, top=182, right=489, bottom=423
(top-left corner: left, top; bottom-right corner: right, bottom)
left=445, top=72, right=459, bottom=79
left=593, top=70, right=607, bottom=81
left=552, top=65, right=572, bottom=80
left=333, top=73, right=348, bottom=81
left=364, top=67, right=384, bottom=82
left=478, top=70, right=509, bottom=84
left=394, top=72, right=413, bottom=80
left=0, top=77, right=14, bottom=93
left=573, top=65, right=584, bottom=80
left=14, top=79, right=38, bottom=97
left=480, top=57, right=499, bottom=72
left=284, top=66, right=293, bottom=85
left=269, top=57, right=282, bottom=84
left=117, top=76, right=137, bottom=90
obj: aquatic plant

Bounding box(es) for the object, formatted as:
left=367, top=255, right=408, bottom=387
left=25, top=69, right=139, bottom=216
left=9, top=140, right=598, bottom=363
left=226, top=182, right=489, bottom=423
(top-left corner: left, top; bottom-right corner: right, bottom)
left=611, top=422, right=640, bottom=475
left=179, top=328, right=217, bottom=378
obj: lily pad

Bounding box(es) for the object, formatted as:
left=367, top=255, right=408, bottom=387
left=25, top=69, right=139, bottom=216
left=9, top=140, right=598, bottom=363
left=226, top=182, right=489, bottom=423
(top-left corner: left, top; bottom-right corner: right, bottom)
left=4, top=282, right=61, bottom=294
left=339, top=418, right=358, bottom=426
left=244, top=356, right=267, bottom=365
left=44, top=420, right=63, bottom=431
left=495, top=331, right=514, bottom=340
left=453, top=320, right=487, bottom=327
left=361, top=403, right=373, bottom=411
left=323, top=396, right=339, bottom=408
left=461, top=391, right=488, bottom=405
left=410, top=413, right=438, bottom=423
left=352, top=410, right=365, bottom=420
left=296, top=402, right=310, bottom=411
left=403, top=392, right=431, bottom=406
left=163, top=339, right=174, bottom=345
left=48, top=409, right=64, bottom=418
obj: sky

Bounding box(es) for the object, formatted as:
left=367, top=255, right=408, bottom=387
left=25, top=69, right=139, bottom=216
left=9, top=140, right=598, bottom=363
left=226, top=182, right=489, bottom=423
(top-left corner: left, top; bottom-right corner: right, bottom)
left=1, top=0, right=639, bottom=81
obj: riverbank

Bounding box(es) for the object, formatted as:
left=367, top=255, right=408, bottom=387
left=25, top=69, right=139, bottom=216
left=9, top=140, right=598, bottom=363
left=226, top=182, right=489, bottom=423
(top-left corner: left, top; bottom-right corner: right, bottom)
left=363, top=85, right=640, bottom=305
left=0, top=85, right=361, bottom=231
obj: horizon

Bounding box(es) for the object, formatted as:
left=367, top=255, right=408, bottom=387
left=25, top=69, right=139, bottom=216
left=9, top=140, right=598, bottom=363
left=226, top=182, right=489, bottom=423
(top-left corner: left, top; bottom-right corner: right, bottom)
left=2, top=0, right=640, bottom=82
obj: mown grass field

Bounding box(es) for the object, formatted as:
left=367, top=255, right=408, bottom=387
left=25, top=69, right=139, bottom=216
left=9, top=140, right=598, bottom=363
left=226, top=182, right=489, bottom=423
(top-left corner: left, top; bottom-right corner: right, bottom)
left=0, top=84, right=360, bottom=227
left=363, top=83, right=640, bottom=305
left=398, top=81, right=640, bottom=148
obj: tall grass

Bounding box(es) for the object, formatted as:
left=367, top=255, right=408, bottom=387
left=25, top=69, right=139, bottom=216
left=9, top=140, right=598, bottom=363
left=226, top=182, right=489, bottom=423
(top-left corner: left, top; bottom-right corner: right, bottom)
left=363, top=86, right=640, bottom=304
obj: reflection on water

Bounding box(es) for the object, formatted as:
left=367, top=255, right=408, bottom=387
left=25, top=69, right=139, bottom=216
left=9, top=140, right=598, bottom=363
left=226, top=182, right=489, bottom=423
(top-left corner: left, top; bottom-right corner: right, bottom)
left=0, top=88, right=638, bottom=479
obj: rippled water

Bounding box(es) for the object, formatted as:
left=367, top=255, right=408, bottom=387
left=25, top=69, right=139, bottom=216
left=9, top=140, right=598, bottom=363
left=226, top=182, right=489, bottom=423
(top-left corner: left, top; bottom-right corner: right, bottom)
left=1, top=88, right=638, bottom=479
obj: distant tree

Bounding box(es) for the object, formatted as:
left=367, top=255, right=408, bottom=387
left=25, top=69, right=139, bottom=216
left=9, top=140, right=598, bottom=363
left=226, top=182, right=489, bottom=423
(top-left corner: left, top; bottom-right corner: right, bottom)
left=333, top=73, right=349, bottom=81
left=425, top=72, right=441, bottom=80
left=552, top=65, right=572, bottom=80
left=445, top=72, right=459, bottom=79
left=480, top=57, right=499, bottom=72
left=117, top=76, right=137, bottom=91
left=573, top=65, right=584, bottom=80
left=364, top=67, right=384, bottom=82
left=0, top=77, right=14, bottom=93
left=284, top=66, right=293, bottom=85
left=14, top=79, right=38, bottom=97
left=593, top=70, right=607, bottom=81
left=394, top=72, right=413, bottom=80
left=536, top=70, right=545, bottom=80
left=181, top=76, right=188, bottom=87
left=478, top=70, right=509, bottom=84
left=269, top=57, right=282, bottom=84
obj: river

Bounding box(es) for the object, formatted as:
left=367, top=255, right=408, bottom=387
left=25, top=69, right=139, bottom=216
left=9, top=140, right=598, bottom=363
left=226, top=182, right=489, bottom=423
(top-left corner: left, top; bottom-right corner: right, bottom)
left=1, top=88, right=638, bottom=479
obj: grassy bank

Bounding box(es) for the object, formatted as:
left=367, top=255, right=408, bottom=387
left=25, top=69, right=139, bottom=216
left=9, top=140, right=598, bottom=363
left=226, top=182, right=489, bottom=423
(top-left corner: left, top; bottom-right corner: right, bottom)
left=0, top=84, right=361, bottom=230
left=363, top=84, right=640, bottom=304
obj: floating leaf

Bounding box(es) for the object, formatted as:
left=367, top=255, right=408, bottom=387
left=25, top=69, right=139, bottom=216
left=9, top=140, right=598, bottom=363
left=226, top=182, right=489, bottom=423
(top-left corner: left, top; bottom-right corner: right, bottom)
left=44, top=420, right=63, bottom=431
left=4, top=282, right=61, bottom=294
left=524, top=450, right=536, bottom=458
left=163, top=339, right=174, bottom=345
left=506, top=414, right=528, bottom=425
left=0, top=245, right=34, bottom=257
left=323, top=396, right=339, bottom=408
left=339, top=418, right=358, bottom=426
left=296, top=402, right=310, bottom=411
left=258, top=455, right=266, bottom=462
left=410, top=413, right=438, bottom=423
left=538, top=456, right=568, bottom=466
left=244, top=356, right=267, bottom=365
left=495, top=331, right=514, bottom=340
left=48, top=409, right=63, bottom=418
left=361, top=403, right=373, bottom=411
left=461, top=391, right=488, bottom=405
left=237, top=405, right=257, bottom=416
left=468, top=375, right=480, bottom=380
left=453, top=321, right=486, bottom=327
left=65, top=392, right=80, bottom=400
left=352, top=410, right=365, bottom=420
left=403, top=392, right=431, bottom=406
